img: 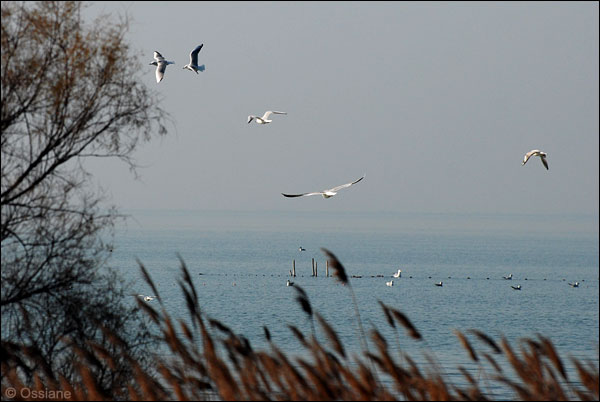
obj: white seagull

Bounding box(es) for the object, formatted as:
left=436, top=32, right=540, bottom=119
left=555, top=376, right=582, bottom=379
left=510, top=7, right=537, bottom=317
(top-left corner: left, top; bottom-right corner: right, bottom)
left=149, top=51, right=175, bottom=83
left=503, top=273, right=513, bottom=280
left=282, top=175, right=365, bottom=199
left=386, top=280, right=394, bottom=287
left=299, top=246, right=306, bottom=252
left=286, top=280, right=294, bottom=287
left=247, top=111, right=287, bottom=124
left=393, top=269, right=402, bottom=278
left=511, top=285, right=522, bottom=290
left=522, top=149, right=549, bottom=170
left=435, top=281, right=443, bottom=287
left=137, top=294, right=156, bottom=302
left=568, top=282, right=579, bottom=288
left=183, top=44, right=205, bottom=74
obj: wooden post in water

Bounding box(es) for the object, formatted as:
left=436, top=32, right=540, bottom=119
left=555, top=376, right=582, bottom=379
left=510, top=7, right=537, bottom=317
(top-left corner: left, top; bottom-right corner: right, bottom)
left=315, top=260, right=318, bottom=277
left=326, top=260, right=329, bottom=277
left=311, top=258, right=315, bottom=276
left=293, top=260, right=296, bottom=277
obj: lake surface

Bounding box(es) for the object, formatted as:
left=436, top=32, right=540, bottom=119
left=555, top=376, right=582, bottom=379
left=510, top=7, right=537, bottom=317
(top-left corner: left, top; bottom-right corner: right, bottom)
left=107, top=209, right=599, bottom=399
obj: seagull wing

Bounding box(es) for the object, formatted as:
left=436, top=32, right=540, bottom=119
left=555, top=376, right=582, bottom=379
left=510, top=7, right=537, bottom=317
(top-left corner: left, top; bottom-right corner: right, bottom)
left=328, top=175, right=365, bottom=192
left=153, top=51, right=165, bottom=61
left=247, top=115, right=255, bottom=124
left=190, top=44, right=203, bottom=65
left=281, top=192, right=323, bottom=198
left=262, top=111, right=287, bottom=120
left=522, top=149, right=539, bottom=165
left=155, top=62, right=167, bottom=83
left=540, top=155, right=549, bottom=170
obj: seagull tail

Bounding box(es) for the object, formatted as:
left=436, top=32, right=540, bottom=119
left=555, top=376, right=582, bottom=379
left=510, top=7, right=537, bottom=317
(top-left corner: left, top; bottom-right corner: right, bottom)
left=198, top=64, right=205, bottom=72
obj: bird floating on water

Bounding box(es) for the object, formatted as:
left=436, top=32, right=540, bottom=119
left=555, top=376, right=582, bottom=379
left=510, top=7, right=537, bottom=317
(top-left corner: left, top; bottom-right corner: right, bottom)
left=287, top=280, right=294, bottom=287
left=503, top=273, right=513, bottom=280
left=282, top=175, right=365, bottom=199
left=392, top=269, right=402, bottom=278
left=386, top=280, right=394, bottom=287
left=435, top=282, right=443, bottom=287
left=299, top=247, right=306, bottom=252
left=137, top=294, right=156, bottom=302
left=183, top=44, right=205, bottom=74
left=522, top=149, right=549, bottom=170
left=247, top=111, right=287, bottom=124
left=569, top=282, right=579, bottom=288
left=511, top=285, right=522, bottom=290
left=149, top=51, right=175, bottom=83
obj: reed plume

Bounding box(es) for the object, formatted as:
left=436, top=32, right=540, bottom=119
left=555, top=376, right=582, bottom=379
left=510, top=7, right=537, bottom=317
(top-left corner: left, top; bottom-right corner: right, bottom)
left=2, top=255, right=597, bottom=401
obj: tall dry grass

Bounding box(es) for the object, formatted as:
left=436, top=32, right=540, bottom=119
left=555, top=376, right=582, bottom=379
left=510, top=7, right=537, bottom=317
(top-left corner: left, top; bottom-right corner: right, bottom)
left=2, top=252, right=598, bottom=401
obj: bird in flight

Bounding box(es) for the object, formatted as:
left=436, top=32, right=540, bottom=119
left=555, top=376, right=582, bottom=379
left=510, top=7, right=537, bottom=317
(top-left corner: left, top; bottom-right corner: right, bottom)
left=183, top=44, right=206, bottom=74
left=282, top=175, right=365, bottom=199
left=149, top=51, right=175, bottom=83
left=247, top=111, right=287, bottom=124
left=522, top=149, right=548, bottom=170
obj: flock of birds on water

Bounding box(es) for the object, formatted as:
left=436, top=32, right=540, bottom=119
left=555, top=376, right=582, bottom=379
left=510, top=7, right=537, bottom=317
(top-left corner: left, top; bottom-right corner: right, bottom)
left=138, top=268, right=581, bottom=300
left=136, top=44, right=567, bottom=302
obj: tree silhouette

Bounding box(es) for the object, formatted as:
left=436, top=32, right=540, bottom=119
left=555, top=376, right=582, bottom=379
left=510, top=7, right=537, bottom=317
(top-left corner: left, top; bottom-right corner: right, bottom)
left=1, top=1, right=168, bottom=396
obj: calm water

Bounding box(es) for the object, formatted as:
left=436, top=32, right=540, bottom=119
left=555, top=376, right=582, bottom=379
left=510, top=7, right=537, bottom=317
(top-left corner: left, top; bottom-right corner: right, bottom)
left=108, top=210, right=599, bottom=399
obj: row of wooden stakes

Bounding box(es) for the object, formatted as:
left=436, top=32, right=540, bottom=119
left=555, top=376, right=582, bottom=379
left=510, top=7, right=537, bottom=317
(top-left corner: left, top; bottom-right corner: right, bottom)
left=289, top=259, right=329, bottom=277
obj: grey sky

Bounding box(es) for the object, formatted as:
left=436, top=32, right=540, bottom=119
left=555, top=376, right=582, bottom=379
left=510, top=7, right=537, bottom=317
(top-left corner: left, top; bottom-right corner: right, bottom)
left=83, top=2, right=599, bottom=217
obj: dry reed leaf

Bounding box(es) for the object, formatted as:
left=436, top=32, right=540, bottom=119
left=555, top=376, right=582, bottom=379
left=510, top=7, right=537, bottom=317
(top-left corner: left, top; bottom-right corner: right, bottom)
left=468, top=329, right=502, bottom=354
left=321, top=248, right=348, bottom=284
left=315, top=312, right=346, bottom=359
left=572, top=358, right=600, bottom=398
left=288, top=324, right=308, bottom=348
left=137, top=260, right=161, bottom=303
left=455, top=330, right=479, bottom=362
left=293, top=284, right=313, bottom=317
left=208, top=318, right=233, bottom=336
left=539, top=335, right=567, bottom=380
left=391, top=309, right=422, bottom=340
left=263, top=326, right=271, bottom=342
left=482, top=352, right=503, bottom=373
left=379, top=300, right=396, bottom=328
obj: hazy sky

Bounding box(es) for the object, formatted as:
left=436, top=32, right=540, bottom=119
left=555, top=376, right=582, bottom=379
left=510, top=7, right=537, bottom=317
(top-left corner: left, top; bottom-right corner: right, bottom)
left=83, top=2, right=599, bottom=217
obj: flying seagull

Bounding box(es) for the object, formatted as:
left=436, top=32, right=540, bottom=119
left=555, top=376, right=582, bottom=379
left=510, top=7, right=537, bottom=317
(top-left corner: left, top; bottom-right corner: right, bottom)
left=522, top=149, right=548, bottom=170
left=247, top=111, right=287, bottom=124
left=282, top=175, right=365, bottom=199
left=149, top=51, right=175, bottom=83
left=183, top=44, right=205, bottom=74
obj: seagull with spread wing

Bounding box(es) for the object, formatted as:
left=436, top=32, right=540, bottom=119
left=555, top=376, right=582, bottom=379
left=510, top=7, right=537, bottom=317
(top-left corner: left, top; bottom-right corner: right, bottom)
left=149, top=51, right=175, bottom=83
left=522, top=149, right=549, bottom=170
left=183, top=44, right=205, bottom=74
left=282, top=175, right=365, bottom=199
left=247, top=111, right=287, bottom=124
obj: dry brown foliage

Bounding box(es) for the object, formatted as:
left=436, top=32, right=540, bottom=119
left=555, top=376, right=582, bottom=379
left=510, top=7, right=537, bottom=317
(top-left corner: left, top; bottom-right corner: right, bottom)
left=2, top=259, right=598, bottom=401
